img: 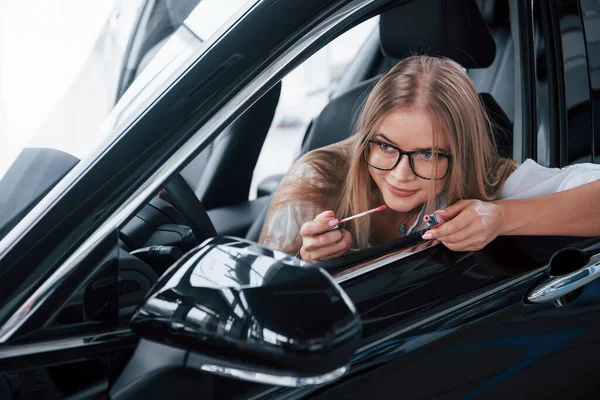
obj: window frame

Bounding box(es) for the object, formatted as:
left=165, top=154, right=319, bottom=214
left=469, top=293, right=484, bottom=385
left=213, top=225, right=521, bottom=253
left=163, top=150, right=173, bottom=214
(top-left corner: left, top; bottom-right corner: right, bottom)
left=511, top=0, right=537, bottom=162
left=551, top=0, right=594, bottom=166
left=578, top=0, right=600, bottom=163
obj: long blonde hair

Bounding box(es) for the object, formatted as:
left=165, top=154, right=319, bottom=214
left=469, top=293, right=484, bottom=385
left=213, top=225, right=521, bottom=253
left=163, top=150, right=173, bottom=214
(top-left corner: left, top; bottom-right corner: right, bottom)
left=268, top=55, right=515, bottom=252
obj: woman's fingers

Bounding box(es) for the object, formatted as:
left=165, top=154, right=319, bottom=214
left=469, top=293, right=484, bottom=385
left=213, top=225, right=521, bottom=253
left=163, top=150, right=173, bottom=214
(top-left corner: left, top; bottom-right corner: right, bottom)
left=435, top=221, right=477, bottom=244
left=423, top=200, right=503, bottom=252
left=441, top=237, right=486, bottom=252
left=308, top=230, right=352, bottom=261
left=436, top=200, right=472, bottom=219
left=301, top=229, right=352, bottom=263
left=423, top=210, right=472, bottom=240
left=303, top=228, right=343, bottom=251
left=300, top=211, right=339, bottom=237
left=300, top=211, right=354, bottom=263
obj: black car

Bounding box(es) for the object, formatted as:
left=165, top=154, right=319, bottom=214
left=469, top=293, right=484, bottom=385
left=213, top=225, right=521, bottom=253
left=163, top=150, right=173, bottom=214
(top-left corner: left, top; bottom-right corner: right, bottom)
left=0, top=0, right=599, bottom=398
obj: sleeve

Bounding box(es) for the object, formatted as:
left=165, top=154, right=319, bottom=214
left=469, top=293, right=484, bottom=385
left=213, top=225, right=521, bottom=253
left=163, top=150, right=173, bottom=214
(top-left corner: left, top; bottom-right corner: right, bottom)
left=499, top=159, right=600, bottom=200
left=258, top=161, right=332, bottom=255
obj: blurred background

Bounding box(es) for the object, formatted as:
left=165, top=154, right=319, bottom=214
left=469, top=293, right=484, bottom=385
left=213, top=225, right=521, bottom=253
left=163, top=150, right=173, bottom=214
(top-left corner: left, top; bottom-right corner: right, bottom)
left=0, top=0, right=376, bottom=198
left=0, top=0, right=119, bottom=174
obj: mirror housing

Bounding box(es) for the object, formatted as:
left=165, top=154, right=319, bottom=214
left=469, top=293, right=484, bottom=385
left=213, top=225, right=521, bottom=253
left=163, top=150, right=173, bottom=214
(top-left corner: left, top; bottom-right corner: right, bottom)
left=130, top=237, right=361, bottom=386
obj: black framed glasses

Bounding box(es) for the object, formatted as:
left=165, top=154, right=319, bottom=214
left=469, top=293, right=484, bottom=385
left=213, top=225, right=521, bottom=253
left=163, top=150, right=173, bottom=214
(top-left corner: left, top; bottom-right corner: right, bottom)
left=363, top=140, right=452, bottom=180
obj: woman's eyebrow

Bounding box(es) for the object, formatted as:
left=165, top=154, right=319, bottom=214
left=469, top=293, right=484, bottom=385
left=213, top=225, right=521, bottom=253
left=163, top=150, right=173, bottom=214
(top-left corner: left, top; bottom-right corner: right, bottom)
left=374, top=133, right=449, bottom=154
left=413, top=146, right=451, bottom=154
left=374, top=133, right=398, bottom=146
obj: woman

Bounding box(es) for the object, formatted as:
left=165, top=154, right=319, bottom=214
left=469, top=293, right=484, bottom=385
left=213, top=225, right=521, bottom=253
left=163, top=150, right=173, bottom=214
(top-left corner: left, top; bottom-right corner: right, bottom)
left=259, top=56, right=600, bottom=263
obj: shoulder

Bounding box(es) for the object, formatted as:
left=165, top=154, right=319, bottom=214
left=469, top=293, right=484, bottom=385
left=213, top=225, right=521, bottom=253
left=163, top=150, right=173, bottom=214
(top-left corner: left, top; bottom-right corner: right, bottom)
left=499, top=159, right=600, bottom=199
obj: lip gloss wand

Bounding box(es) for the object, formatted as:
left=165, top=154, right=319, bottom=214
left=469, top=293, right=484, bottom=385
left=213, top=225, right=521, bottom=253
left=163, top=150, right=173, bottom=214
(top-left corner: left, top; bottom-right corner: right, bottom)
left=316, top=205, right=387, bottom=235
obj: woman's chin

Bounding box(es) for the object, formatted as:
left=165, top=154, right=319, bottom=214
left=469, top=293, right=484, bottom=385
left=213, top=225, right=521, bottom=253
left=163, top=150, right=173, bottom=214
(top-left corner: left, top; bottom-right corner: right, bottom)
left=384, top=197, right=423, bottom=213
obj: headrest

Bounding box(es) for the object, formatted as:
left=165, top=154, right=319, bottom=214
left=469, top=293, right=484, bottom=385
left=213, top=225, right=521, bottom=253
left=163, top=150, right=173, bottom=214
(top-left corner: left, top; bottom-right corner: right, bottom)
left=300, top=77, right=380, bottom=155
left=380, top=0, right=496, bottom=68
left=300, top=79, right=513, bottom=159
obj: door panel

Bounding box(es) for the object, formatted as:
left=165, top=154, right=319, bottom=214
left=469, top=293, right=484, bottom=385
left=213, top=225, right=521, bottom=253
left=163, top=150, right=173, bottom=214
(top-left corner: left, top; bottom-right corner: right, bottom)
left=302, top=236, right=600, bottom=399
left=0, top=330, right=137, bottom=399
left=260, top=236, right=600, bottom=399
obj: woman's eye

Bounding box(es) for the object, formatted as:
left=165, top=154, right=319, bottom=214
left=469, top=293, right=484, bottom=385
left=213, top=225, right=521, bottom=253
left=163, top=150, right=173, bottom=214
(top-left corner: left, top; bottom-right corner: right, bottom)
left=416, top=151, right=434, bottom=161
left=378, top=142, right=394, bottom=152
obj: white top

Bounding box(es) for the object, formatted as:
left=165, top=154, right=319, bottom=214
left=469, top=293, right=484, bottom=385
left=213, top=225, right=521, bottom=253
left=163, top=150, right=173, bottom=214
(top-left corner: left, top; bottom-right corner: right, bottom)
left=499, top=158, right=600, bottom=199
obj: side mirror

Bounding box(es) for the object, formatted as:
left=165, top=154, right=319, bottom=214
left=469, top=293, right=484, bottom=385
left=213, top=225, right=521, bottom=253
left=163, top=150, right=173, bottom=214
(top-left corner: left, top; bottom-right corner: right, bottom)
left=130, top=237, right=361, bottom=387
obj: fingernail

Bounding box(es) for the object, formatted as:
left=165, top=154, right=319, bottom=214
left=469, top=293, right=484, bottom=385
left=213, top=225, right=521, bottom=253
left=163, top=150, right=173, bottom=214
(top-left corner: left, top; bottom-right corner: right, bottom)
left=422, top=233, right=433, bottom=240
left=325, top=211, right=334, bottom=217
left=435, top=209, right=447, bottom=214
left=329, top=219, right=339, bottom=227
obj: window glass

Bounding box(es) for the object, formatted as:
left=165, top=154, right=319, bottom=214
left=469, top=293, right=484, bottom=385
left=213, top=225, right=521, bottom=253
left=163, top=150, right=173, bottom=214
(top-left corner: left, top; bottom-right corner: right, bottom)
left=534, top=1, right=552, bottom=166
left=579, top=0, right=600, bottom=163
left=0, top=0, right=249, bottom=242
left=557, top=0, right=594, bottom=165
left=14, top=232, right=122, bottom=341
left=249, top=17, right=379, bottom=200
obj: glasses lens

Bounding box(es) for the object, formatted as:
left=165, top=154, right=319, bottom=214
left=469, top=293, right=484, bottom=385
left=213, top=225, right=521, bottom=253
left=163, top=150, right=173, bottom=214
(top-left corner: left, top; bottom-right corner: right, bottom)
left=411, top=152, right=449, bottom=179
left=365, top=141, right=450, bottom=179
left=366, top=141, right=399, bottom=170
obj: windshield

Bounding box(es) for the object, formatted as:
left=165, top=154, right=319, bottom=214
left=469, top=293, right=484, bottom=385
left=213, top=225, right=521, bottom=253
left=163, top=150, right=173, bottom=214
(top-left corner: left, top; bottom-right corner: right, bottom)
left=0, top=0, right=250, bottom=240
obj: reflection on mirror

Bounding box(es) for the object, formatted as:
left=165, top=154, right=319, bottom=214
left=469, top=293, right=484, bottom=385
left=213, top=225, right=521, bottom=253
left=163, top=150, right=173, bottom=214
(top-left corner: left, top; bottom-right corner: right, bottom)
left=129, top=237, right=362, bottom=387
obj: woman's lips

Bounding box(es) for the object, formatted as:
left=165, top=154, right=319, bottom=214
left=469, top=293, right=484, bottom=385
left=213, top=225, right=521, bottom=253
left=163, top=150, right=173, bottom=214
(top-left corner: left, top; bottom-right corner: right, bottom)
left=387, top=183, right=418, bottom=197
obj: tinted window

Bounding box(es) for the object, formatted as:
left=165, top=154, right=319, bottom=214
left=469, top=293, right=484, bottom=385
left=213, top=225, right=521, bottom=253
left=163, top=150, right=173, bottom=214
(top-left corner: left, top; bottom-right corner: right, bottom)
left=579, top=0, right=600, bottom=163
left=557, top=0, right=594, bottom=165
left=534, top=2, right=552, bottom=166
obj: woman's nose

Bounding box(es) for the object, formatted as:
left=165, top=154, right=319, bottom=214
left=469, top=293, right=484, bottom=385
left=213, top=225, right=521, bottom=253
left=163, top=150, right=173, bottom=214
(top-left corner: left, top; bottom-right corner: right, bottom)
left=390, top=154, right=416, bottom=181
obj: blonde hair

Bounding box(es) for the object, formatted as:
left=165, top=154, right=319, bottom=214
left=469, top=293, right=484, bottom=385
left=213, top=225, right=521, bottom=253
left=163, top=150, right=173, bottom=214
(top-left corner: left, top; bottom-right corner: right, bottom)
left=266, top=55, right=515, bottom=253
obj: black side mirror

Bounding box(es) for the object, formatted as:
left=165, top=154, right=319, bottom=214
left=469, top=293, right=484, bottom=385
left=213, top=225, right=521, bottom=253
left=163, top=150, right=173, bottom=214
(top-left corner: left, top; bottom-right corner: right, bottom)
left=130, top=237, right=361, bottom=386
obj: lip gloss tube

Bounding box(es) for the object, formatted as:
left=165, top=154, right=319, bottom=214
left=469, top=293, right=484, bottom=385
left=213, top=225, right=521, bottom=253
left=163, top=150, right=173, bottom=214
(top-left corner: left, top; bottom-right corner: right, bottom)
left=423, top=213, right=446, bottom=229
left=315, top=205, right=387, bottom=235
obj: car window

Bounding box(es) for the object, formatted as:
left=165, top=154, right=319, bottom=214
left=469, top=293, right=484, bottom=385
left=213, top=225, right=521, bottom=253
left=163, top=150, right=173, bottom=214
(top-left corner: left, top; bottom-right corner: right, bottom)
left=557, top=0, right=594, bottom=165
left=579, top=0, right=600, bottom=163
left=0, top=0, right=137, bottom=173
left=534, top=0, right=552, bottom=166
left=0, top=0, right=140, bottom=240
left=249, top=17, right=379, bottom=200
left=0, top=0, right=252, bottom=242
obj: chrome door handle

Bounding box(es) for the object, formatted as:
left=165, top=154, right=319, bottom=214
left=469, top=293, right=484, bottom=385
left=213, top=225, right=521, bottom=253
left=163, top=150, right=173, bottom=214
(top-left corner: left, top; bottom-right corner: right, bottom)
left=528, top=253, right=600, bottom=303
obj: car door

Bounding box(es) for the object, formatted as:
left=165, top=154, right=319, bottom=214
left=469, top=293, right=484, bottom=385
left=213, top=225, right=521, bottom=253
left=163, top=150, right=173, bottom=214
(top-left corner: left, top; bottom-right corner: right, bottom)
left=305, top=238, right=599, bottom=399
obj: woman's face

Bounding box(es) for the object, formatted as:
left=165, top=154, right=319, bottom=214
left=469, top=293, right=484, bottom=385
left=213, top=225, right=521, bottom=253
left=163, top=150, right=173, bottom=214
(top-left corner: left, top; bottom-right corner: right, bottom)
left=367, top=108, right=450, bottom=213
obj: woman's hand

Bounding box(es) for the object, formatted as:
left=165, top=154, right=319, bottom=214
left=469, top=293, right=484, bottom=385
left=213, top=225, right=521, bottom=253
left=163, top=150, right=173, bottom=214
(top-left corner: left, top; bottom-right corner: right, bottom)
left=299, top=210, right=353, bottom=263
left=421, top=200, right=504, bottom=252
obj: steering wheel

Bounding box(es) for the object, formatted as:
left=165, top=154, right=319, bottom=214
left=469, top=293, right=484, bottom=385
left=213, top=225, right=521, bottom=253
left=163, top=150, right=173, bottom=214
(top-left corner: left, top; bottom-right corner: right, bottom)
left=164, top=174, right=218, bottom=245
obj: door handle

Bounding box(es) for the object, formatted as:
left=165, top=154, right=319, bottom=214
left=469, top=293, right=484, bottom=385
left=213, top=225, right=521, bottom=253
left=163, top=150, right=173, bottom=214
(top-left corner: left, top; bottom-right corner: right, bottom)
left=528, top=253, right=600, bottom=303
